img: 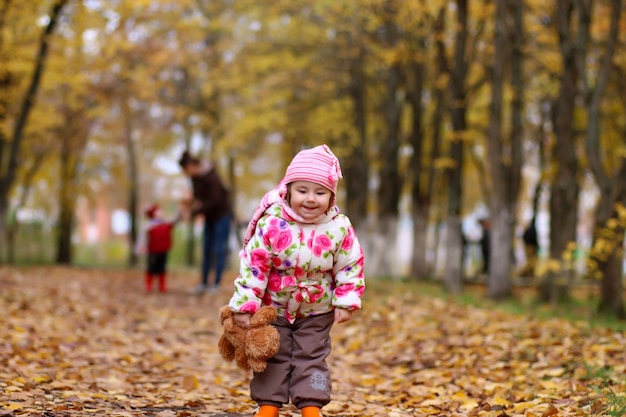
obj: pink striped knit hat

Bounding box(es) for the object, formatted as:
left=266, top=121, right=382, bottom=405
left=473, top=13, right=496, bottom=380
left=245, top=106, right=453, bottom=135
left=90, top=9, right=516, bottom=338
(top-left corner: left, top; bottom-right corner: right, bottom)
left=282, top=144, right=343, bottom=194
left=240, top=145, right=342, bottom=245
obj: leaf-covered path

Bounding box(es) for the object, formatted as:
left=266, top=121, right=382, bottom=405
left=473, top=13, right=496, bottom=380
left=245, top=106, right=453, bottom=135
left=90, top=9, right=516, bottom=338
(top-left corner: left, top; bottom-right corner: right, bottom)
left=1, top=267, right=624, bottom=416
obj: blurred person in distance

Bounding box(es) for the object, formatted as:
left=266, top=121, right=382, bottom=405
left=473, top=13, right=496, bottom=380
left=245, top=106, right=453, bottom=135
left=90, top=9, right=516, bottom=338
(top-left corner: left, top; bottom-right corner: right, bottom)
left=178, top=150, right=234, bottom=295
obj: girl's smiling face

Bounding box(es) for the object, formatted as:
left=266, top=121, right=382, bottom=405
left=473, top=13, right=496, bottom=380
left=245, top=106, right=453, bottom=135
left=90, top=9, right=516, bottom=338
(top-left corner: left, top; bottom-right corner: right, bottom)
left=288, top=181, right=332, bottom=221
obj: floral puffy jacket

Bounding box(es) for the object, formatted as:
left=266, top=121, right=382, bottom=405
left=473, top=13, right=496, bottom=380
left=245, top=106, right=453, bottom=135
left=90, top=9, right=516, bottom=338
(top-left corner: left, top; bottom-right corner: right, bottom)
left=228, top=203, right=365, bottom=323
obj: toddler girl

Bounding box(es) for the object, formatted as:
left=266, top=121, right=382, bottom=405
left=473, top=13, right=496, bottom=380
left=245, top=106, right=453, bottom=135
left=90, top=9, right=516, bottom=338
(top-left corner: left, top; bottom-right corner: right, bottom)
left=227, top=144, right=365, bottom=417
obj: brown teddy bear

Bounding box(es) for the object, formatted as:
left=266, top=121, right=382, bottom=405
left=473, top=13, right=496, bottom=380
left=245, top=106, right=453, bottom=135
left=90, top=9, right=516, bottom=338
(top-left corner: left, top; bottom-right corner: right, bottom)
left=217, top=305, right=280, bottom=372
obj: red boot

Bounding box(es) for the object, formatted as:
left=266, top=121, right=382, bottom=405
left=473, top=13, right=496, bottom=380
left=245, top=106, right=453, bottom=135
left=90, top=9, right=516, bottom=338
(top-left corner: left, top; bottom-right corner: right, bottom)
left=145, top=273, right=153, bottom=292
left=158, top=274, right=167, bottom=292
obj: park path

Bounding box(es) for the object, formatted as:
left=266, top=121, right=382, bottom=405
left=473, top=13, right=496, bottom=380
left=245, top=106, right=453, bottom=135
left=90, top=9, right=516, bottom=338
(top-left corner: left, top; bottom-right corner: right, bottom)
left=1, top=266, right=624, bottom=416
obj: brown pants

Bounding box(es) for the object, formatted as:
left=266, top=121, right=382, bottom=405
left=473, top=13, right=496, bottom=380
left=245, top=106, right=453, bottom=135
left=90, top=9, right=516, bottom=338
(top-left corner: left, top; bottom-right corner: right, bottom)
left=251, top=311, right=334, bottom=409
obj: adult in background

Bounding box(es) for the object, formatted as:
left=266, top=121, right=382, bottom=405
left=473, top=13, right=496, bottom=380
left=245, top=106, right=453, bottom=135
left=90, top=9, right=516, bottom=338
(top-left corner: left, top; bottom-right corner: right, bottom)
left=520, top=183, right=541, bottom=278
left=519, top=216, right=539, bottom=277
left=478, top=217, right=490, bottom=275
left=179, top=150, right=233, bottom=295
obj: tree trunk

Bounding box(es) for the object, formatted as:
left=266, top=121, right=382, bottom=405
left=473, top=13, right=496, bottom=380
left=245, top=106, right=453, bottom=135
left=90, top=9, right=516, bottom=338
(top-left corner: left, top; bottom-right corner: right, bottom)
left=579, top=0, right=623, bottom=317
left=488, top=205, right=515, bottom=299
left=442, top=0, right=468, bottom=294
left=0, top=200, right=6, bottom=263
left=56, top=136, right=74, bottom=265
left=407, top=32, right=429, bottom=279
left=508, top=0, right=525, bottom=271
left=378, top=29, right=401, bottom=222
left=0, top=0, right=69, bottom=262
left=541, top=0, right=580, bottom=302
left=592, top=205, right=626, bottom=319
left=6, top=209, right=17, bottom=264
left=486, top=0, right=508, bottom=298
left=485, top=0, right=523, bottom=299
left=123, top=97, right=139, bottom=268
left=411, top=205, right=429, bottom=278
left=369, top=4, right=402, bottom=277
left=419, top=84, right=444, bottom=279
left=55, top=88, right=93, bottom=265
left=597, top=249, right=625, bottom=319
left=421, top=7, right=446, bottom=280
left=366, top=215, right=399, bottom=277
left=592, top=186, right=626, bottom=319
left=444, top=215, right=464, bottom=293
left=5, top=152, right=46, bottom=264
left=345, top=40, right=368, bottom=229
left=56, top=193, right=73, bottom=264
left=0, top=6, right=10, bottom=262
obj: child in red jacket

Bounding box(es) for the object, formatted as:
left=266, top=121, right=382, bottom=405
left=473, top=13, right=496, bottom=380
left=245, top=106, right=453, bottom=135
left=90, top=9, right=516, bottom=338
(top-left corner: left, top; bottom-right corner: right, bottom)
left=137, top=204, right=179, bottom=292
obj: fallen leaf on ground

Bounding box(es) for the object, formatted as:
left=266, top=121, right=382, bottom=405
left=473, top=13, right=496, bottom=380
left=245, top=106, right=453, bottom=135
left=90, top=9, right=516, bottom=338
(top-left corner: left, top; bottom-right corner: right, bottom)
left=0, top=267, right=623, bottom=416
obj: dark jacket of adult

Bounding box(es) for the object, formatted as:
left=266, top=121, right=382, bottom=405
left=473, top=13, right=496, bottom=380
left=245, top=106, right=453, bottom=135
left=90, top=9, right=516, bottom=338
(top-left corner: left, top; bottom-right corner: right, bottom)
left=191, top=165, right=233, bottom=222
left=522, top=219, right=538, bottom=248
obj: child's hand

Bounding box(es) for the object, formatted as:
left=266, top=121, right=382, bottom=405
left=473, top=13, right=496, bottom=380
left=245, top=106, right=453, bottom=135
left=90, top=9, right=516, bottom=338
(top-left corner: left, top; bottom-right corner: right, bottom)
left=179, top=199, right=193, bottom=220
left=234, top=312, right=252, bottom=328
left=191, top=200, right=202, bottom=211
left=334, top=309, right=352, bottom=324
left=180, top=208, right=191, bottom=222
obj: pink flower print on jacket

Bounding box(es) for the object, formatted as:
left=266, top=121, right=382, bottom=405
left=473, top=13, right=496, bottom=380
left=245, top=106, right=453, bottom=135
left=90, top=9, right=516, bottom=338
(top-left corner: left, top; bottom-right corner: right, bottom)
left=307, top=230, right=316, bottom=249
left=335, top=282, right=364, bottom=298
left=268, top=271, right=283, bottom=292
left=308, top=231, right=332, bottom=257
left=282, top=275, right=296, bottom=288
left=314, top=234, right=333, bottom=257
left=229, top=205, right=365, bottom=324
left=262, top=292, right=273, bottom=305
left=240, top=301, right=259, bottom=313
left=253, top=287, right=265, bottom=298
left=272, top=231, right=293, bottom=252
left=341, top=227, right=354, bottom=252
left=334, top=283, right=355, bottom=297
left=265, top=217, right=290, bottom=241
left=293, top=283, right=324, bottom=303
left=294, top=265, right=306, bottom=279
left=249, top=248, right=271, bottom=274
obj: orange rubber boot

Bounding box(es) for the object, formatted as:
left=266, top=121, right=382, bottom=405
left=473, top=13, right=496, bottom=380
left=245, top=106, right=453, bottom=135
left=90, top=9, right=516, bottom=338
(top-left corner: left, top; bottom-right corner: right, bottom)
left=253, top=405, right=279, bottom=417
left=301, top=406, right=323, bottom=417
